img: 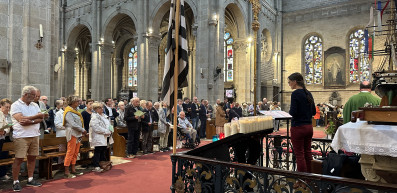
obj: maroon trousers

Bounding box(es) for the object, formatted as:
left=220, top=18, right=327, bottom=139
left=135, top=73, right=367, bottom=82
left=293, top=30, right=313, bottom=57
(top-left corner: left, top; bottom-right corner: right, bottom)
left=291, top=124, right=313, bottom=173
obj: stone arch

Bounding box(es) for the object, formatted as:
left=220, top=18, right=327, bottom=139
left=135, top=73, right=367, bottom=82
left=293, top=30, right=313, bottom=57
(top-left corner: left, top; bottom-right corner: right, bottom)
left=150, top=0, right=197, bottom=35
left=65, top=24, right=93, bottom=98
left=66, top=22, right=92, bottom=48
left=150, top=0, right=196, bottom=98
left=301, top=32, right=324, bottom=83
left=103, top=10, right=137, bottom=44
left=223, top=2, right=247, bottom=38
left=102, top=12, right=137, bottom=97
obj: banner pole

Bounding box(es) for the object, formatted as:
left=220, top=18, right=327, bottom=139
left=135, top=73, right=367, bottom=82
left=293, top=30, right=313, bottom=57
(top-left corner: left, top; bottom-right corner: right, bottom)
left=173, top=0, right=181, bottom=155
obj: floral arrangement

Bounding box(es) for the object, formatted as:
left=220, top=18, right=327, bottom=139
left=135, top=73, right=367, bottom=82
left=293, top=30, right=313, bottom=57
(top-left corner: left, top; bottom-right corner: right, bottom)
left=324, top=118, right=336, bottom=135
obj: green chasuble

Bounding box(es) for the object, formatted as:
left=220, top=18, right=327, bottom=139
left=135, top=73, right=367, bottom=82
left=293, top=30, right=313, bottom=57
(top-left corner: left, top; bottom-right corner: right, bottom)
left=343, top=92, right=381, bottom=124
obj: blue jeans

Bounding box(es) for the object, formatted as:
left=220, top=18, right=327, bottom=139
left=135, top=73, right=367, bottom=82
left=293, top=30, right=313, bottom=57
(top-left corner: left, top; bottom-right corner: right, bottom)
left=316, top=119, right=320, bottom=126
left=199, top=118, right=207, bottom=138
left=191, top=117, right=199, bottom=139
left=191, top=117, right=199, bottom=130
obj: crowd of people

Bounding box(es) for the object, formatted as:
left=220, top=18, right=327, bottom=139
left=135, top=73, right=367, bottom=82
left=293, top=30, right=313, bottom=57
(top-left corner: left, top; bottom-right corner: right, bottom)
left=0, top=85, right=288, bottom=191
left=1, top=73, right=380, bottom=191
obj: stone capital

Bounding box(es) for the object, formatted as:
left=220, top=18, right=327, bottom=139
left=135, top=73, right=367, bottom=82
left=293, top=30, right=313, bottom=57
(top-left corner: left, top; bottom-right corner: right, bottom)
left=147, top=36, right=161, bottom=49
left=233, top=40, right=248, bottom=53
left=115, top=58, right=123, bottom=66
left=101, top=44, right=113, bottom=55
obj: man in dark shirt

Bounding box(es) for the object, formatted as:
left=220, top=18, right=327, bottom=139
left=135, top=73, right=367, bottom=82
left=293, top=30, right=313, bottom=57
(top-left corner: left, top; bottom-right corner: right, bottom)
left=198, top=99, right=207, bottom=139
left=260, top=98, right=270, bottom=111
left=232, top=102, right=243, bottom=117
left=124, top=98, right=144, bottom=158
left=190, top=97, right=200, bottom=131
left=103, top=98, right=119, bottom=127
left=182, top=97, right=191, bottom=119
left=141, top=101, right=157, bottom=154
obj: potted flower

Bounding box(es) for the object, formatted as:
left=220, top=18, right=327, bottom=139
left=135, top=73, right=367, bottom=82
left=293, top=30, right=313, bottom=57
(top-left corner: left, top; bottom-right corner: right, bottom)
left=324, top=118, right=336, bottom=139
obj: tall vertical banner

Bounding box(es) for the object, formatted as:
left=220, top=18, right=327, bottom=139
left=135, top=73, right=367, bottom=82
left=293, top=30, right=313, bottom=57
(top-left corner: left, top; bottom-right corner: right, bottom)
left=161, top=0, right=189, bottom=154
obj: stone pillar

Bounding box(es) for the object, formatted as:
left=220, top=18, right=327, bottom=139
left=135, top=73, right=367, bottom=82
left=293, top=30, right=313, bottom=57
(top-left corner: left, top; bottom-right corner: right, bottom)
left=63, top=50, right=76, bottom=97
left=74, top=60, right=80, bottom=96
left=115, top=58, right=123, bottom=98
left=147, top=35, right=161, bottom=101
left=91, top=44, right=101, bottom=101
left=234, top=39, right=249, bottom=103
left=83, top=62, right=91, bottom=99
left=136, top=34, right=145, bottom=98
left=101, top=44, right=113, bottom=100
left=195, top=1, right=223, bottom=104
left=137, top=34, right=160, bottom=101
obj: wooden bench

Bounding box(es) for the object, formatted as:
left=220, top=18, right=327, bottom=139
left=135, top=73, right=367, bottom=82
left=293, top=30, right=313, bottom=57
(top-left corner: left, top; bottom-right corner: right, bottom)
left=0, top=140, right=50, bottom=178
left=0, top=135, right=99, bottom=179
left=112, top=124, right=160, bottom=158
left=206, top=119, right=216, bottom=139
left=113, top=126, right=128, bottom=157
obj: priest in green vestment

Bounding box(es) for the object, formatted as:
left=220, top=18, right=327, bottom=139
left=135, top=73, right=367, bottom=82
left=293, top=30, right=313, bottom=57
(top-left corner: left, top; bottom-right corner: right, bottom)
left=343, top=81, right=381, bottom=124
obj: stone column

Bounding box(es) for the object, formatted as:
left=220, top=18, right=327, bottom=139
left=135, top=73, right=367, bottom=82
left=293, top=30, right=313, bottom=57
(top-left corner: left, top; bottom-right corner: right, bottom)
left=138, top=34, right=161, bottom=101
left=83, top=62, right=91, bottom=99
left=74, top=60, right=80, bottom=96
left=101, top=44, right=113, bottom=100
left=148, top=35, right=161, bottom=101
left=194, top=2, right=223, bottom=104
left=91, top=43, right=101, bottom=101
left=234, top=39, right=249, bottom=103
left=115, top=58, right=123, bottom=97
left=63, top=50, right=76, bottom=97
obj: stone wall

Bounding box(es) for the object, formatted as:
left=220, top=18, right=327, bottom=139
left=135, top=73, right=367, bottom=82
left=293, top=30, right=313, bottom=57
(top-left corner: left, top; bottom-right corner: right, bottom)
left=282, top=0, right=382, bottom=110
left=0, top=0, right=60, bottom=103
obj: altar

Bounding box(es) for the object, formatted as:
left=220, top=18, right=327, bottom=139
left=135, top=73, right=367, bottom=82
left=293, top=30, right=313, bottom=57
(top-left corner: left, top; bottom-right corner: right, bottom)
left=331, top=121, right=397, bottom=183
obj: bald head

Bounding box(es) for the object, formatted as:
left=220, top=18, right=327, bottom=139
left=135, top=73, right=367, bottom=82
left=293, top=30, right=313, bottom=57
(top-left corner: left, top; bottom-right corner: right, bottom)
left=360, top=81, right=372, bottom=91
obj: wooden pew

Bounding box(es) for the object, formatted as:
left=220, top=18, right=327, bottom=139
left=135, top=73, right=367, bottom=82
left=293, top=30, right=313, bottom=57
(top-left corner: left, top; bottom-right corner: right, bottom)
left=112, top=124, right=161, bottom=157
left=0, top=140, right=50, bottom=179
left=0, top=142, right=15, bottom=167
left=113, top=126, right=128, bottom=157
left=206, top=119, right=216, bottom=139
left=39, top=137, right=67, bottom=179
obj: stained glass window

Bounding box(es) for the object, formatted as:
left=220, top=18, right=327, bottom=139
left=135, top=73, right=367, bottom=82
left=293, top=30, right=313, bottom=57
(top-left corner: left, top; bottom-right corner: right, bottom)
left=304, top=35, right=323, bottom=84
left=128, top=46, right=138, bottom=87
left=349, top=29, right=370, bottom=83
left=224, top=32, right=234, bottom=82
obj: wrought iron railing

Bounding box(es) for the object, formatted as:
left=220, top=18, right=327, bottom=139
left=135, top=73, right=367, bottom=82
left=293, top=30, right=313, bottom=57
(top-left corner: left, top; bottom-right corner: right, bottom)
left=265, top=135, right=334, bottom=171
left=171, top=153, right=397, bottom=193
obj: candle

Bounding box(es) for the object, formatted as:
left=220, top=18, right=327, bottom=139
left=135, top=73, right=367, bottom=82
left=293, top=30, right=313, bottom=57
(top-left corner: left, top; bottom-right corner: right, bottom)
left=231, top=123, right=238, bottom=135
left=224, top=123, right=231, bottom=137
left=239, top=119, right=247, bottom=133
left=39, top=24, right=43, bottom=38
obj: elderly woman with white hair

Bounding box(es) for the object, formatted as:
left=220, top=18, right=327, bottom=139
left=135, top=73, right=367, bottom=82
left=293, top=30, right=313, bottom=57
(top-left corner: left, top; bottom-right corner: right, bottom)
left=89, top=102, right=113, bottom=172
left=115, top=101, right=126, bottom=127
left=156, top=102, right=170, bottom=152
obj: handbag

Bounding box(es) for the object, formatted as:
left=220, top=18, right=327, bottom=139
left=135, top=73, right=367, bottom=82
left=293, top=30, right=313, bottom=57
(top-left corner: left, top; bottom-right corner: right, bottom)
left=99, top=161, right=113, bottom=171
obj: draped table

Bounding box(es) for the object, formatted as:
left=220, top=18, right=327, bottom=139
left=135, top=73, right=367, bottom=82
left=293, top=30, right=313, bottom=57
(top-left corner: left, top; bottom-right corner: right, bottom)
left=331, top=121, right=397, bottom=183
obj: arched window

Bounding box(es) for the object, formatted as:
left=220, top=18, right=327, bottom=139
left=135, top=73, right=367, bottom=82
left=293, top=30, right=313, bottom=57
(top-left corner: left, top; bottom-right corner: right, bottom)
left=349, top=29, right=370, bottom=83
left=304, top=35, right=323, bottom=84
left=224, top=32, right=234, bottom=82
left=128, top=46, right=138, bottom=87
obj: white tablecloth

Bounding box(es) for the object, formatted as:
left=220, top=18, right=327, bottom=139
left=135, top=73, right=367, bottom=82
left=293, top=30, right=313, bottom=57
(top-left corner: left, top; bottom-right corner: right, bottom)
left=331, top=121, right=397, bottom=157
